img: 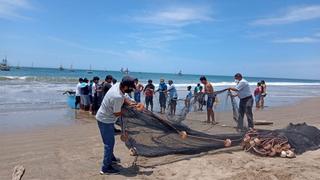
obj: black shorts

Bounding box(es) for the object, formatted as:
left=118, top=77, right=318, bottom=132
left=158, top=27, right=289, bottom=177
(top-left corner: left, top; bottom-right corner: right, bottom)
left=145, top=96, right=153, bottom=106
left=169, top=97, right=177, bottom=106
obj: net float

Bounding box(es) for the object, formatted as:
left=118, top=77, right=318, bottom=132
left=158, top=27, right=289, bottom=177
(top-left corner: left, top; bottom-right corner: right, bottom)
left=263, top=144, right=272, bottom=150
left=224, top=139, right=232, bottom=147
left=129, top=147, right=137, bottom=156
left=179, top=131, right=188, bottom=139
left=280, top=151, right=287, bottom=158
left=249, top=140, right=255, bottom=146
left=286, top=150, right=295, bottom=158
left=243, top=135, right=251, bottom=143
left=120, top=132, right=129, bottom=142
left=253, top=138, right=261, bottom=146
left=135, top=103, right=145, bottom=111
left=268, top=148, right=276, bottom=157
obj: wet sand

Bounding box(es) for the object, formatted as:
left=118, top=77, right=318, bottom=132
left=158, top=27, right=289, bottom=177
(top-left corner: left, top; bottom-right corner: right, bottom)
left=0, top=98, right=320, bottom=180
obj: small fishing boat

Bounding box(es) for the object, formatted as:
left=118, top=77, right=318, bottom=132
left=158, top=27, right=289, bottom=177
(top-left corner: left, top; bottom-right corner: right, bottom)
left=121, top=67, right=129, bottom=74
left=0, top=57, right=10, bottom=71
left=59, top=64, right=64, bottom=71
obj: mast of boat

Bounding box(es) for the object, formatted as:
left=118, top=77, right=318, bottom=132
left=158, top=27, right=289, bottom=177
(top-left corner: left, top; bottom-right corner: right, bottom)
left=70, top=64, right=74, bottom=72
left=87, top=64, right=93, bottom=74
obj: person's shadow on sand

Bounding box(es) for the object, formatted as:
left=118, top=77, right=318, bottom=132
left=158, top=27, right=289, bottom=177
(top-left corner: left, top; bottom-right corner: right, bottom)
left=113, top=164, right=154, bottom=177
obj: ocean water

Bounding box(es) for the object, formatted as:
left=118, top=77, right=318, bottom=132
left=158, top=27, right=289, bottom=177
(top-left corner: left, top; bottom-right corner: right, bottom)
left=1, top=67, right=320, bottom=132
left=1, top=67, right=320, bottom=112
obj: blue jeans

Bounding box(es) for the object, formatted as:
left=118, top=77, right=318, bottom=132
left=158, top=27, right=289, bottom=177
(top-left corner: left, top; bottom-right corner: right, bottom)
left=134, top=92, right=141, bottom=103
left=97, top=121, right=116, bottom=171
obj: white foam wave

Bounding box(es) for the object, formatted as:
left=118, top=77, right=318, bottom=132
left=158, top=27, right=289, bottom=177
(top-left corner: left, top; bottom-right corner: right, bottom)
left=167, top=82, right=320, bottom=87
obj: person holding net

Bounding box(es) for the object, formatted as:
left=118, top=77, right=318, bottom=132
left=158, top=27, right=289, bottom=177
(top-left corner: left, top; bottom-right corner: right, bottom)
left=95, top=76, right=144, bottom=175
left=200, top=76, right=218, bottom=125
left=156, top=79, right=168, bottom=114
left=227, top=73, right=254, bottom=131
left=166, top=80, right=178, bottom=115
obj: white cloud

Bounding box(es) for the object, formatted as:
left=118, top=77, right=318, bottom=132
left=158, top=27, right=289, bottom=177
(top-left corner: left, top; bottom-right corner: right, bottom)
left=253, top=5, right=320, bottom=25
left=133, top=6, right=213, bottom=26
left=273, top=37, right=320, bottom=43
left=129, top=29, right=195, bottom=49
left=48, top=36, right=123, bottom=56
left=0, top=0, right=33, bottom=20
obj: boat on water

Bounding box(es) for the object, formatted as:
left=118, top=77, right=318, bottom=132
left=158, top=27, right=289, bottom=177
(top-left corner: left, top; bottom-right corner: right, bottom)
left=0, top=57, right=10, bottom=71
left=178, top=70, right=182, bottom=76
left=120, top=67, right=129, bottom=74
left=87, top=65, right=93, bottom=74
left=59, top=64, right=64, bottom=71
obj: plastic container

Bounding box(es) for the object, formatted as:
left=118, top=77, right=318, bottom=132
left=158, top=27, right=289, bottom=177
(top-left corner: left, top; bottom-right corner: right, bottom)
left=67, top=95, right=78, bottom=109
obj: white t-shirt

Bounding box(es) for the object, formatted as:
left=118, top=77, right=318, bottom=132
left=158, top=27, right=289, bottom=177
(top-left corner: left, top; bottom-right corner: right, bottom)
left=235, top=78, right=252, bottom=99
left=92, top=83, right=97, bottom=95
left=75, top=82, right=81, bottom=96
left=96, top=83, right=125, bottom=124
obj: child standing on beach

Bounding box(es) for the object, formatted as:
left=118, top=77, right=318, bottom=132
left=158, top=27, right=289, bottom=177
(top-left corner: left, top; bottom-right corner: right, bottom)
left=185, top=86, right=193, bottom=109
left=254, top=82, right=262, bottom=108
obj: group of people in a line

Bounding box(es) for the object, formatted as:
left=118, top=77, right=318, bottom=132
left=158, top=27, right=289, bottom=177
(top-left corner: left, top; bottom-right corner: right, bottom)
left=75, top=73, right=264, bottom=175
left=75, top=75, right=116, bottom=115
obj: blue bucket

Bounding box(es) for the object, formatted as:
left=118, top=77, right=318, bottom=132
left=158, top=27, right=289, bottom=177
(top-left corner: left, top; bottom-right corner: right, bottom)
left=67, top=95, right=78, bottom=109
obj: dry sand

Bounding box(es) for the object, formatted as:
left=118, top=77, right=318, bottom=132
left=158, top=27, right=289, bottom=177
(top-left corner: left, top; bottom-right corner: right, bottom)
left=1, top=98, right=320, bottom=180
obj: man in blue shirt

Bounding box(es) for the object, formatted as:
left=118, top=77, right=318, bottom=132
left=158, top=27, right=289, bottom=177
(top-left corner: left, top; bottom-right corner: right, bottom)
left=166, top=80, right=178, bottom=115
left=156, top=79, right=168, bottom=114
left=228, top=73, right=254, bottom=131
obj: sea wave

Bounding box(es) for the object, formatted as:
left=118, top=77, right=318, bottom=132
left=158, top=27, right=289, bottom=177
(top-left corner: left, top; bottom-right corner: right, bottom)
left=0, top=76, right=79, bottom=83
left=172, top=82, right=320, bottom=87
left=1, top=76, right=320, bottom=86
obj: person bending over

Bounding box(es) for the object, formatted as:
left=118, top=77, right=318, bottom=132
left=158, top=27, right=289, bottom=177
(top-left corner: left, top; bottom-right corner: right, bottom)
left=95, top=76, right=143, bottom=175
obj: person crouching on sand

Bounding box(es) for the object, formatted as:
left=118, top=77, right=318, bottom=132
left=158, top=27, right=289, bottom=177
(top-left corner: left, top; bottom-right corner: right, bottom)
left=95, top=76, right=144, bottom=175
left=200, top=76, right=217, bottom=125
left=227, top=73, right=254, bottom=131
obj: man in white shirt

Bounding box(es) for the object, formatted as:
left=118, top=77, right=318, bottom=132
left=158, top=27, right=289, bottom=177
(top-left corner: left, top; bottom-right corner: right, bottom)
left=228, top=73, right=254, bottom=131
left=75, top=78, right=83, bottom=109
left=96, top=76, right=143, bottom=175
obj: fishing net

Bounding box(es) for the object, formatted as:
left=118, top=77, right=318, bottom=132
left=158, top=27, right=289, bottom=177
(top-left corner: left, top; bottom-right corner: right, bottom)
left=242, top=123, right=320, bottom=157
left=119, top=90, right=244, bottom=157
left=118, top=89, right=320, bottom=158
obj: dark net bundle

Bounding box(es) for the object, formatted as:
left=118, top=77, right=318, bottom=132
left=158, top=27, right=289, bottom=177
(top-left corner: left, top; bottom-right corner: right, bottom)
left=274, top=123, right=320, bottom=154
left=242, top=123, right=320, bottom=157
left=120, top=106, right=243, bottom=157
left=120, top=89, right=320, bottom=158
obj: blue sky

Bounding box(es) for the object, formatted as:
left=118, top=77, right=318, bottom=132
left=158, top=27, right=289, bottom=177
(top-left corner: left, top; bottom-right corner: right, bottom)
left=0, top=0, right=320, bottom=79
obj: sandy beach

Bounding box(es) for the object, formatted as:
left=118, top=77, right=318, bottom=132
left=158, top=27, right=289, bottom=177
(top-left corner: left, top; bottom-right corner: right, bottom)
left=1, top=97, right=320, bottom=180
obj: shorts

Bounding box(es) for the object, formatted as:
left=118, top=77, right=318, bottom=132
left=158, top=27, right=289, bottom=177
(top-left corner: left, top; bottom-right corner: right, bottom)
left=255, top=95, right=261, bottom=103
left=145, top=96, right=153, bottom=106
left=81, top=95, right=91, bottom=106
left=169, top=97, right=177, bottom=107
left=159, top=93, right=167, bottom=108
left=207, top=95, right=215, bottom=109
left=134, top=92, right=141, bottom=103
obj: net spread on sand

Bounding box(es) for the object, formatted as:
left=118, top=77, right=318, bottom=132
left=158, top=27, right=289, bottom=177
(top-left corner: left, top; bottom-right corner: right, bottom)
left=119, top=90, right=320, bottom=157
